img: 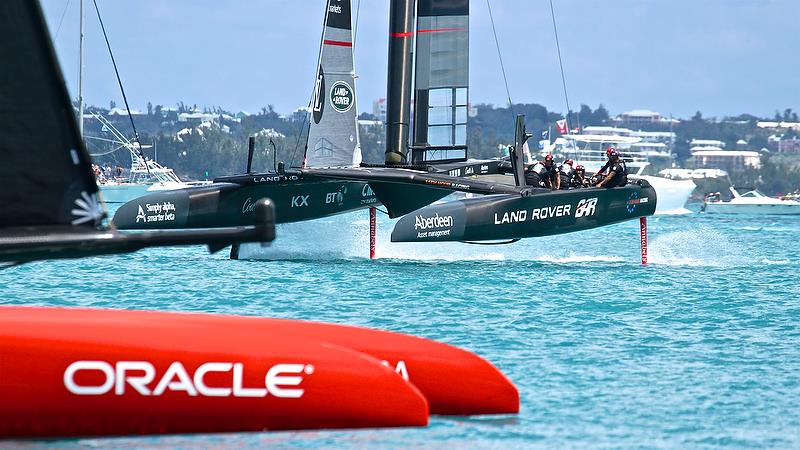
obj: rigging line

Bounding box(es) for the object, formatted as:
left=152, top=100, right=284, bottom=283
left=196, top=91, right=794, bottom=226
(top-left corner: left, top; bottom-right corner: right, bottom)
left=548, top=0, right=576, bottom=132
left=291, top=2, right=331, bottom=169
left=353, top=0, right=361, bottom=43
left=486, top=0, right=514, bottom=117
left=91, top=0, right=150, bottom=176
left=53, top=0, right=72, bottom=39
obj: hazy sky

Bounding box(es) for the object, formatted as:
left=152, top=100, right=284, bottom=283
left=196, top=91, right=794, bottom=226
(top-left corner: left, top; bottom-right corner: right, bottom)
left=41, top=0, right=799, bottom=119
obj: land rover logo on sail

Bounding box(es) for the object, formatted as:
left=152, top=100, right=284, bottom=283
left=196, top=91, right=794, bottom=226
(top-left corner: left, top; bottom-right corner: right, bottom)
left=330, top=81, right=353, bottom=113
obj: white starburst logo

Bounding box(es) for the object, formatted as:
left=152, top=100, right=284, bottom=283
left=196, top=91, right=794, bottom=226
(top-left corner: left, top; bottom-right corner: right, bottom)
left=71, top=191, right=105, bottom=226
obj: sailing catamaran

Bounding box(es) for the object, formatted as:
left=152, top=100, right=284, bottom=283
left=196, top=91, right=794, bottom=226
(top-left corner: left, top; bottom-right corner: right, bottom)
left=0, top=0, right=519, bottom=437
left=111, top=0, right=656, bottom=246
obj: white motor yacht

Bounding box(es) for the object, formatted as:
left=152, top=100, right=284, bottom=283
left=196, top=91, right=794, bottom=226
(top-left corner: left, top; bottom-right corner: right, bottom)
left=703, top=187, right=800, bottom=215
left=552, top=133, right=695, bottom=215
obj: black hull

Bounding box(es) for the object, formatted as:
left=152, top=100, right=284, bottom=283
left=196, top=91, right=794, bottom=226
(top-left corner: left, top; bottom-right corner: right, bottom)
left=112, top=167, right=522, bottom=230
left=391, top=181, right=657, bottom=242
left=113, top=174, right=381, bottom=230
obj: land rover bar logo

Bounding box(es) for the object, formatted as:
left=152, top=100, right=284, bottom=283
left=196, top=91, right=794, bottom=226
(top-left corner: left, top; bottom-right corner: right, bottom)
left=330, top=81, right=353, bottom=113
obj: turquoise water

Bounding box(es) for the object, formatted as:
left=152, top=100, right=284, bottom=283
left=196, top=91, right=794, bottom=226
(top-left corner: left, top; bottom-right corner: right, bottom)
left=3, top=205, right=799, bottom=448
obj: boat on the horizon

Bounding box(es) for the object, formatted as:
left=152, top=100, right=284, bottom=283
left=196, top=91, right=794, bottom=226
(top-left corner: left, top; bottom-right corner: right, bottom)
left=552, top=129, right=695, bottom=215
left=703, top=186, right=800, bottom=215
left=88, top=113, right=211, bottom=204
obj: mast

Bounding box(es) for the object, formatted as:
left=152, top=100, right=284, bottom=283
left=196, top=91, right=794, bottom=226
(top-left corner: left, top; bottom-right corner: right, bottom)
left=384, top=0, right=415, bottom=165
left=78, top=0, right=84, bottom=139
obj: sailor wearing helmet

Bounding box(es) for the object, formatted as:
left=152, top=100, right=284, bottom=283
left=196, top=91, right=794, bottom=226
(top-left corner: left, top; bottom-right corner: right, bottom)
left=594, top=147, right=628, bottom=188
left=572, top=164, right=590, bottom=188
left=541, top=154, right=560, bottom=190
left=558, top=159, right=575, bottom=190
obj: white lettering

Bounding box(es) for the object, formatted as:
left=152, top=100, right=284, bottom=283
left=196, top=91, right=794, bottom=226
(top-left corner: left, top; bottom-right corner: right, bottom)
left=152, top=362, right=198, bottom=396
left=64, top=361, right=114, bottom=395
left=233, top=362, right=267, bottom=397
left=494, top=210, right=527, bottom=225
left=194, top=362, right=233, bottom=397
left=414, top=213, right=454, bottom=230
left=291, top=195, right=310, bottom=207
left=115, top=361, right=155, bottom=395
left=63, top=360, right=311, bottom=399
left=362, top=184, right=374, bottom=197
left=575, top=198, right=598, bottom=218
left=529, top=203, right=573, bottom=221
left=265, top=364, right=306, bottom=398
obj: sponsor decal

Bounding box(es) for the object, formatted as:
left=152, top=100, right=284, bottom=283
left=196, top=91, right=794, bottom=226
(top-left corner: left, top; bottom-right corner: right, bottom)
left=71, top=191, right=103, bottom=226
left=529, top=203, right=571, bottom=220
left=325, top=190, right=345, bottom=205
left=330, top=81, right=354, bottom=113
left=494, top=209, right=527, bottom=224
left=448, top=169, right=462, bottom=177
left=242, top=197, right=257, bottom=214
left=381, top=360, right=409, bottom=381
left=360, top=184, right=377, bottom=205
left=626, top=192, right=649, bottom=213
left=493, top=203, right=573, bottom=225
left=480, top=164, right=489, bottom=173
left=361, top=184, right=375, bottom=198
left=414, top=212, right=454, bottom=238
left=135, top=201, right=176, bottom=223
left=63, top=360, right=312, bottom=398
left=291, top=195, right=310, bottom=208
left=312, top=66, right=325, bottom=124
left=464, top=166, right=475, bottom=175
left=253, top=175, right=300, bottom=183
left=328, top=1, right=342, bottom=14
left=424, top=179, right=470, bottom=190
left=575, top=197, right=598, bottom=218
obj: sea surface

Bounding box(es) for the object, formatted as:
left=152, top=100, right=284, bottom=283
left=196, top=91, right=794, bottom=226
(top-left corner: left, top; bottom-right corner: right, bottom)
left=3, top=203, right=799, bottom=449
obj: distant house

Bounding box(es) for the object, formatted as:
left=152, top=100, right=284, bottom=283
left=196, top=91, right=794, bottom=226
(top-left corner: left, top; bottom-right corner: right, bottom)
left=108, top=107, right=145, bottom=116
left=614, top=109, right=679, bottom=126
left=691, top=150, right=760, bottom=171
left=690, top=139, right=726, bottom=149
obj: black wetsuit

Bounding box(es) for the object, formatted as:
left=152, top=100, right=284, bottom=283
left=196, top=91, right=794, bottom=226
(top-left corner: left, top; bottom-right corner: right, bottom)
left=558, top=166, right=574, bottom=190
left=541, top=163, right=559, bottom=189
left=601, top=160, right=628, bottom=188
left=571, top=173, right=589, bottom=188
left=524, top=164, right=544, bottom=187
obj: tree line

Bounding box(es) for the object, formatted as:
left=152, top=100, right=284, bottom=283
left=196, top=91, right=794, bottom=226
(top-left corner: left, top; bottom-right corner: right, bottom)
left=83, top=102, right=800, bottom=194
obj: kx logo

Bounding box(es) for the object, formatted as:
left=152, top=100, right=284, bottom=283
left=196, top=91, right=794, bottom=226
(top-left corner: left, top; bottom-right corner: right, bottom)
left=291, top=195, right=310, bottom=207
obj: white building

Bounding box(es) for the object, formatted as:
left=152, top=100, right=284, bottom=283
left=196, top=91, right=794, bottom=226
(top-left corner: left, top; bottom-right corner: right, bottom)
left=691, top=150, right=760, bottom=171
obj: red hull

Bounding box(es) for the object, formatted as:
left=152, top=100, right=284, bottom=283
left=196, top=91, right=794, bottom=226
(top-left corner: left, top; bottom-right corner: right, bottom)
left=0, top=306, right=428, bottom=438
left=6, top=306, right=519, bottom=416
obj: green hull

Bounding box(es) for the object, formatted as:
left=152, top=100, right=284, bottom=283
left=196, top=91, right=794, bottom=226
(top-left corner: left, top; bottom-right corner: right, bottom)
left=113, top=173, right=380, bottom=230
left=391, top=181, right=657, bottom=242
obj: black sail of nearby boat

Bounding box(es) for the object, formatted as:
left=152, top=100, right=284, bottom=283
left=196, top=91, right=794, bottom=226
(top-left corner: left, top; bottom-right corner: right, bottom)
left=411, top=0, right=469, bottom=164
left=305, top=0, right=361, bottom=168
left=0, top=0, right=101, bottom=229
left=0, top=0, right=275, bottom=263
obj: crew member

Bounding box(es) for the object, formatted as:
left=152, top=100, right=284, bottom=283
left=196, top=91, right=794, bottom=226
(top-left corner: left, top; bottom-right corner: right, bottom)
left=558, top=159, right=575, bottom=190
left=524, top=162, right=545, bottom=187
left=572, top=164, right=589, bottom=187
left=541, top=154, right=560, bottom=190
left=595, top=148, right=628, bottom=188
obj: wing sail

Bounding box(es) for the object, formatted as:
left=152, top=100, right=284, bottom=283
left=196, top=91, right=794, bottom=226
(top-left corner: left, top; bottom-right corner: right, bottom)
left=305, top=0, right=362, bottom=168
